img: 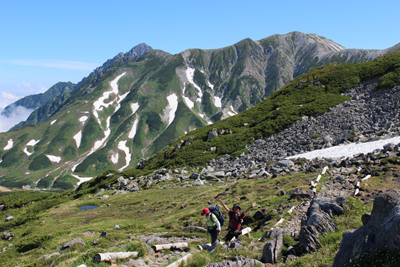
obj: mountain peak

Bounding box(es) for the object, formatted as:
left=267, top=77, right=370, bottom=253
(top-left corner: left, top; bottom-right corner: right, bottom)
left=125, top=43, right=153, bottom=57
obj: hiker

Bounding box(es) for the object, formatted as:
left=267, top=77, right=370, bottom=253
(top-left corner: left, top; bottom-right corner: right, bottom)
left=219, top=199, right=256, bottom=242
left=201, top=208, right=221, bottom=245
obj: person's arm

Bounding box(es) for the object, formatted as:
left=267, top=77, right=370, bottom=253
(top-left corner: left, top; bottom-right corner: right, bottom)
left=219, top=199, right=230, bottom=213
left=243, top=202, right=256, bottom=216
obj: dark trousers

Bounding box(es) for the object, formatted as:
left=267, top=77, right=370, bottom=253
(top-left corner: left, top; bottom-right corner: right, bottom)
left=207, top=227, right=218, bottom=245
left=224, top=228, right=240, bottom=242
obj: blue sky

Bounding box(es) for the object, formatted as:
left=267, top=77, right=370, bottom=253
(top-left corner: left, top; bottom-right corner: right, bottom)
left=0, top=0, right=399, bottom=109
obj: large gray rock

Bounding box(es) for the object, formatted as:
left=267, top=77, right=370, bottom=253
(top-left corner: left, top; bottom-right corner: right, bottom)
left=302, top=199, right=338, bottom=234
left=288, top=188, right=314, bottom=200
left=261, top=234, right=283, bottom=263
left=298, top=225, right=320, bottom=253
left=207, top=128, right=218, bottom=141
left=332, top=190, right=400, bottom=267
left=59, top=238, right=86, bottom=251
left=5, top=216, right=14, bottom=222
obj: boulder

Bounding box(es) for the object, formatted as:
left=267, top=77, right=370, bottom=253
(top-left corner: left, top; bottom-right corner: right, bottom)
left=288, top=188, right=314, bottom=200
left=276, top=160, right=294, bottom=168
left=261, top=234, right=283, bottom=263
left=332, top=190, right=400, bottom=267
left=298, top=225, right=320, bottom=253
left=190, top=173, right=199, bottom=179
left=302, top=199, right=338, bottom=234
left=59, top=238, right=86, bottom=251
left=194, top=178, right=204, bottom=186
left=207, top=128, right=218, bottom=141
left=1, top=232, right=14, bottom=241
left=5, top=216, right=14, bottom=222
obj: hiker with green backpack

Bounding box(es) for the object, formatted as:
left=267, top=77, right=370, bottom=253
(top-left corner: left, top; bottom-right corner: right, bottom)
left=201, top=207, right=221, bottom=246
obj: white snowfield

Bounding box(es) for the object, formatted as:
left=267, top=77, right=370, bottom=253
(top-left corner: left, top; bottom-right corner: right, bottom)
left=69, top=72, right=128, bottom=183
left=23, top=148, right=33, bottom=156
left=50, top=119, right=57, bottom=125
left=71, top=173, right=93, bottom=186
left=45, top=154, right=62, bottom=163
left=214, top=96, right=222, bottom=108
left=3, top=139, right=13, bottom=150
left=91, top=72, right=127, bottom=153
left=130, top=103, right=139, bottom=115
left=163, top=93, right=179, bottom=127
left=24, top=139, right=41, bottom=155
left=129, top=117, right=139, bottom=139
left=185, top=67, right=203, bottom=103
left=79, top=116, right=88, bottom=123
left=286, top=136, right=400, bottom=160
left=73, top=131, right=82, bottom=148
left=182, top=83, right=194, bottom=109
left=227, top=105, right=238, bottom=117
left=111, top=152, right=119, bottom=164
left=26, top=139, right=40, bottom=147
left=118, top=140, right=131, bottom=171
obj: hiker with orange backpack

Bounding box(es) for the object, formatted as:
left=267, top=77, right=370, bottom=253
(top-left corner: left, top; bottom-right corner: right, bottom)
left=219, top=199, right=256, bottom=242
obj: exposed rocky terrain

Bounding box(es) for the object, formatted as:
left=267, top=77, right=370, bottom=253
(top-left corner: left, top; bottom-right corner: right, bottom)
left=202, top=79, right=400, bottom=171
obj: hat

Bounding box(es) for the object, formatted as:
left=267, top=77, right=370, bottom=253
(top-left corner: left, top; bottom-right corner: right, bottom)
left=201, top=208, right=210, bottom=216
left=232, top=204, right=241, bottom=210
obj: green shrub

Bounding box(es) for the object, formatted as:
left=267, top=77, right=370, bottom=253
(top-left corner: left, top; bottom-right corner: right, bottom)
left=312, top=133, right=320, bottom=139
left=15, top=234, right=53, bottom=253
left=29, top=153, right=53, bottom=171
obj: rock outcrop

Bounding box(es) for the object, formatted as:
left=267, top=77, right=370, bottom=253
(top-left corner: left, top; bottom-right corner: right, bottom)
left=332, top=190, right=400, bottom=267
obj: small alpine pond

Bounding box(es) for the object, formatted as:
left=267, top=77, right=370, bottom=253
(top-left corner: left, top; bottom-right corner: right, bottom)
left=79, top=205, right=98, bottom=210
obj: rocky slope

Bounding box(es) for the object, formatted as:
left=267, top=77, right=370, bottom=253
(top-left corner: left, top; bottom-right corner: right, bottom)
left=0, top=32, right=399, bottom=189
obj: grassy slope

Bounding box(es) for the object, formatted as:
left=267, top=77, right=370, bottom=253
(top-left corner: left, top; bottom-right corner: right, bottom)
left=0, top=159, right=400, bottom=266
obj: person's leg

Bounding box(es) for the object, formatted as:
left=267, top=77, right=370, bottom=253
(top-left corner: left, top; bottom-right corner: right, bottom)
left=224, top=230, right=234, bottom=242
left=210, top=228, right=218, bottom=245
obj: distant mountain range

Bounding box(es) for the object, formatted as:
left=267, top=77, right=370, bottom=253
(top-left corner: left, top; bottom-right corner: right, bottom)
left=0, top=31, right=399, bottom=189
left=1, top=82, right=75, bottom=119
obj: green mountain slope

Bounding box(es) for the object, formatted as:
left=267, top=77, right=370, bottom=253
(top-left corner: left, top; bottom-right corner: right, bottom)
left=0, top=32, right=399, bottom=189
left=139, top=50, right=400, bottom=171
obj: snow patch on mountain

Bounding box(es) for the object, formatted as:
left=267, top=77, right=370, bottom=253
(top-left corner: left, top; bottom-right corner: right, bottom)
left=93, top=72, right=126, bottom=126
left=23, top=147, right=33, bottom=156
left=71, top=174, right=93, bottom=186
left=50, top=119, right=57, bottom=125
left=185, top=67, right=203, bottom=103
left=130, top=103, right=139, bottom=115
left=26, top=139, right=40, bottom=147
left=118, top=140, right=131, bottom=171
left=214, top=96, right=222, bottom=108
left=111, top=152, right=119, bottom=164
left=73, top=131, right=82, bottom=148
left=3, top=139, right=13, bottom=150
left=23, top=139, right=41, bottom=156
left=79, top=116, right=88, bottom=123
left=129, top=117, right=139, bottom=139
left=182, top=83, right=194, bottom=109
left=287, top=136, right=400, bottom=160
left=46, top=154, right=61, bottom=163
left=162, top=93, right=178, bottom=127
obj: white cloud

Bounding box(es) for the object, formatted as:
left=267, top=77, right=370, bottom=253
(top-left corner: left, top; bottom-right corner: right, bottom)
left=10, top=59, right=99, bottom=71
left=38, top=84, right=48, bottom=93
left=0, top=106, right=34, bottom=133
left=2, top=92, right=20, bottom=101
